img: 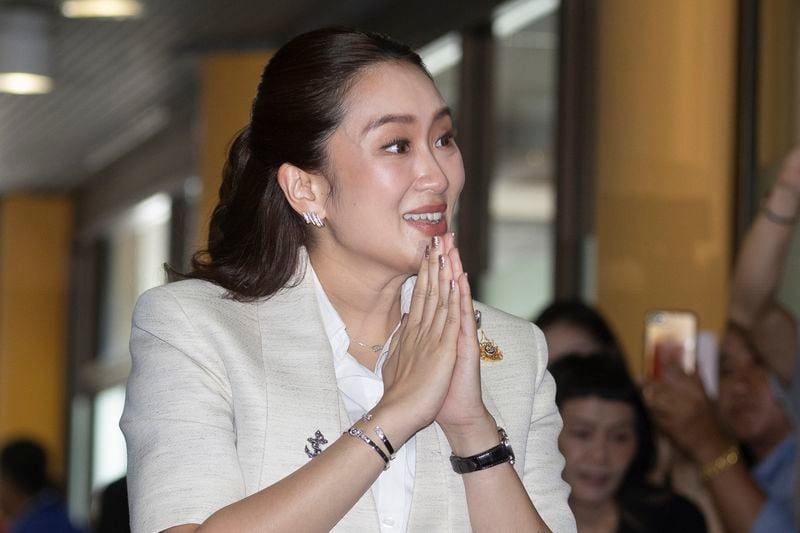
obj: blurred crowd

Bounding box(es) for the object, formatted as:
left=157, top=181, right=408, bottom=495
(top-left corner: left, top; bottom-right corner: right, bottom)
left=535, top=148, right=800, bottom=532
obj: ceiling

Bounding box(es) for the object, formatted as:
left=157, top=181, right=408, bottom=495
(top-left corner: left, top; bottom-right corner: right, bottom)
left=0, top=0, right=411, bottom=193
left=0, top=0, right=543, bottom=194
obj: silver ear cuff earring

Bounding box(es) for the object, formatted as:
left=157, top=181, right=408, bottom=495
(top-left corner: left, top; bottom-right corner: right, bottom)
left=303, top=211, right=325, bottom=228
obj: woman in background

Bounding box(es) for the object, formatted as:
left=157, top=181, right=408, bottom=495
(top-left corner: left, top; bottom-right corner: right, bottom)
left=551, top=353, right=707, bottom=533
left=535, top=300, right=623, bottom=364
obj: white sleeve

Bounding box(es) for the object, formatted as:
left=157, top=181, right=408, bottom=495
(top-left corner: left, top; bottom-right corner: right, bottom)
left=522, top=324, right=577, bottom=532
left=120, top=287, right=245, bottom=533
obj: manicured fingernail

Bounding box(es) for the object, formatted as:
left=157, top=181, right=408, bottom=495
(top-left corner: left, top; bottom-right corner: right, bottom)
left=438, top=255, right=445, bottom=270
left=450, top=279, right=456, bottom=291
left=424, top=245, right=430, bottom=258
left=432, top=235, right=440, bottom=248
left=450, top=232, right=456, bottom=242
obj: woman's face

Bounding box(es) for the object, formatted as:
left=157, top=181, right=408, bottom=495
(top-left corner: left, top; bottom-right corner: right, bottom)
left=717, top=329, right=790, bottom=449
left=543, top=322, right=605, bottom=364
left=558, top=396, right=638, bottom=506
left=318, top=61, right=465, bottom=276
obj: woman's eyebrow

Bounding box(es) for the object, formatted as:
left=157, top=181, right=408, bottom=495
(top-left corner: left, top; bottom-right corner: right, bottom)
left=360, top=107, right=453, bottom=138
left=361, top=114, right=415, bottom=137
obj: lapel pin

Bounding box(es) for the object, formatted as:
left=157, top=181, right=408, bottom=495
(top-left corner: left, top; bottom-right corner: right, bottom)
left=475, top=309, right=502, bottom=362
left=305, top=430, right=328, bottom=458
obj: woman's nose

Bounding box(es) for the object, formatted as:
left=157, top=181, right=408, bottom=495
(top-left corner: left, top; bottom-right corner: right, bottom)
left=414, top=149, right=449, bottom=193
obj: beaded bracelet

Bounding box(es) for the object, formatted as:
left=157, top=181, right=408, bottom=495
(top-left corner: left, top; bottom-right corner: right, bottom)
left=762, top=203, right=797, bottom=226
left=699, top=444, right=740, bottom=483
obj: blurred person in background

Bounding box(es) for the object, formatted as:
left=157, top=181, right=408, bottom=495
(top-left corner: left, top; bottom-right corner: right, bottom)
left=728, top=147, right=800, bottom=525
left=535, top=300, right=624, bottom=364
left=93, top=476, right=129, bottom=533
left=644, top=329, right=796, bottom=533
left=551, top=353, right=707, bottom=533
left=0, top=439, right=82, bottom=533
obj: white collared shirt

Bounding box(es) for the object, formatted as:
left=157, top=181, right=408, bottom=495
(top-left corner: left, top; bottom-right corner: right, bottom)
left=311, top=268, right=417, bottom=533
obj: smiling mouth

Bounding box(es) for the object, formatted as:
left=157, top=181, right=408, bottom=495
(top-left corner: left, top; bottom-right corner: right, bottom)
left=402, top=211, right=444, bottom=223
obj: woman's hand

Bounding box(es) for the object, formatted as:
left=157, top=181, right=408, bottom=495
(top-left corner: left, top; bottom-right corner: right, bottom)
left=434, top=234, right=497, bottom=454
left=378, top=235, right=462, bottom=441
left=643, top=345, right=730, bottom=463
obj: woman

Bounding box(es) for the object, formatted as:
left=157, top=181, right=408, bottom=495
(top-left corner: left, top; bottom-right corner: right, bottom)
left=644, top=327, right=796, bottom=533
left=120, top=28, right=573, bottom=532
left=534, top=300, right=623, bottom=364
left=550, top=353, right=706, bottom=533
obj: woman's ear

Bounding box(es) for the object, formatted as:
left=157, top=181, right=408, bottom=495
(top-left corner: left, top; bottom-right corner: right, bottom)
left=276, top=163, right=330, bottom=221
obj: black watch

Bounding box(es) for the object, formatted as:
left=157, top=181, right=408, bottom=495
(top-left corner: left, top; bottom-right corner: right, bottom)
left=449, top=427, right=515, bottom=474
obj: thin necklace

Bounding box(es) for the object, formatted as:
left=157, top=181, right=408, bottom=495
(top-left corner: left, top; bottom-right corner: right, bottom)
left=350, top=338, right=384, bottom=353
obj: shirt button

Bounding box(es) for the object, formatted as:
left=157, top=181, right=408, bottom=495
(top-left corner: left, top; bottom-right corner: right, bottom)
left=381, top=517, right=396, bottom=527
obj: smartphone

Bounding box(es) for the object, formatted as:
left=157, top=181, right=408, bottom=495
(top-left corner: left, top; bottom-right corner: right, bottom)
left=643, top=310, right=697, bottom=380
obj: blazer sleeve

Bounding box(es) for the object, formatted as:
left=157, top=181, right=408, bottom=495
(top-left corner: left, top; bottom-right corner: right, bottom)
left=522, top=324, right=577, bottom=533
left=120, top=286, right=245, bottom=533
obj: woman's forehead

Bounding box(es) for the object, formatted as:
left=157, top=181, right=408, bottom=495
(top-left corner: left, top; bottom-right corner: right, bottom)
left=340, top=62, right=446, bottom=129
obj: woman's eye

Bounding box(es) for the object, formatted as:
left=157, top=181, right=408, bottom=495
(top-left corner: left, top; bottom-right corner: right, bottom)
left=435, top=132, right=455, bottom=148
left=383, top=139, right=410, bottom=154
left=569, top=429, right=591, bottom=440
left=611, top=432, right=634, bottom=444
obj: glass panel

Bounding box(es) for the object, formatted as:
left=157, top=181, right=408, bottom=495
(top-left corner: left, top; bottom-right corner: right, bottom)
left=97, top=193, right=171, bottom=361
left=92, top=385, right=127, bottom=491
left=483, top=0, right=559, bottom=320
left=418, top=32, right=462, bottom=113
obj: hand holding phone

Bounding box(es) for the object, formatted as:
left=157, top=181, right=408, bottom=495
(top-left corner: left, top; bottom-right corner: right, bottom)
left=644, top=310, right=697, bottom=380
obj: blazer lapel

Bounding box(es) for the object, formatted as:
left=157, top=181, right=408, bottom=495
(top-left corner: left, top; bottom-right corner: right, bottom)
left=257, top=265, right=379, bottom=531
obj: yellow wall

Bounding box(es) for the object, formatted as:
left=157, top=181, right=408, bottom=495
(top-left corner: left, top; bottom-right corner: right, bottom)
left=197, top=52, right=271, bottom=249
left=594, top=0, right=737, bottom=375
left=0, top=196, right=73, bottom=477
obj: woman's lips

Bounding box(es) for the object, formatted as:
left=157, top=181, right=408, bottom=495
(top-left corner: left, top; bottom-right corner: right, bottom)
left=404, top=217, right=448, bottom=236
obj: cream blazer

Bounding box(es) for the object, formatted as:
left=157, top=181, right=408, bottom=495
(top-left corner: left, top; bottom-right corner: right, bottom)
left=121, top=269, right=576, bottom=533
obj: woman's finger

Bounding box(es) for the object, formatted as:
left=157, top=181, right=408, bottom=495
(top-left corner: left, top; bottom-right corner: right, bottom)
left=431, top=252, right=455, bottom=335
left=448, top=241, right=464, bottom=279
left=441, top=272, right=461, bottom=348
left=383, top=313, right=408, bottom=379
left=407, top=245, right=431, bottom=325
left=421, top=236, right=442, bottom=325
left=458, top=272, right=478, bottom=343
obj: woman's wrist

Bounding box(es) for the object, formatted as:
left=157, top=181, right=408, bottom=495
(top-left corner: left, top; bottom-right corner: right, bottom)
left=690, top=430, right=731, bottom=465
left=440, top=411, right=499, bottom=457
left=765, top=181, right=800, bottom=221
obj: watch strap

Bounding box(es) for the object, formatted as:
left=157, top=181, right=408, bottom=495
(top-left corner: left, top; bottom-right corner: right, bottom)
left=449, top=427, right=515, bottom=474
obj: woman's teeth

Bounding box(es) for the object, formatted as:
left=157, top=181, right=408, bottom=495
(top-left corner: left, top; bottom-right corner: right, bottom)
left=403, top=212, right=443, bottom=223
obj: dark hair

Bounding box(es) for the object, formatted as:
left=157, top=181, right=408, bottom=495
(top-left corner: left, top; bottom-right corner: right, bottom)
left=0, top=439, right=48, bottom=496
left=549, top=353, right=657, bottom=497
left=535, top=299, right=623, bottom=353
left=180, top=27, right=430, bottom=300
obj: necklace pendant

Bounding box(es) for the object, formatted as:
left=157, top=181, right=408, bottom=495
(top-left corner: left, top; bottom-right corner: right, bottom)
left=479, top=330, right=503, bottom=362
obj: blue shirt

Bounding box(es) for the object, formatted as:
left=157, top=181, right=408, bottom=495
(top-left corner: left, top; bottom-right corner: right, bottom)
left=10, top=492, right=82, bottom=533
left=751, top=436, right=796, bottom=533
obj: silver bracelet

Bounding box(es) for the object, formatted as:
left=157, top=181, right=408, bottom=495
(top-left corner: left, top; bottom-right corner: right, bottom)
left=360, top=413, right=396, bottom=460
left=762, top=203, right=797, bottom=226
left=344, top=426, right=390, bottom=470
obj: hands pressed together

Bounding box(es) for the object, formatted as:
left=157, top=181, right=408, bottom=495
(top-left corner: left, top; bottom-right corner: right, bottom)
left=379, top=233, right=497, bottom=455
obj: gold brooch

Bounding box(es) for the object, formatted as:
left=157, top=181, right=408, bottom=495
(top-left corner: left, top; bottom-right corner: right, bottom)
left=479, top=330, right=503, bottom=362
